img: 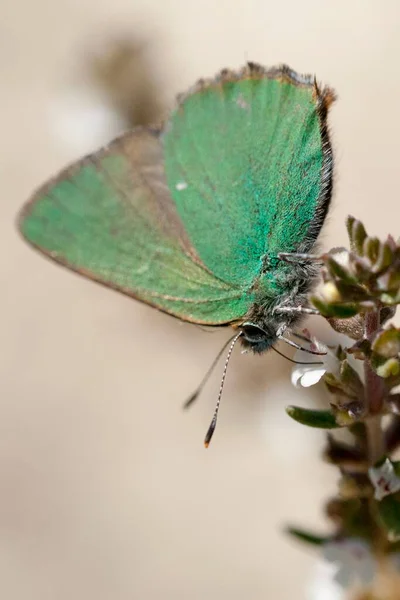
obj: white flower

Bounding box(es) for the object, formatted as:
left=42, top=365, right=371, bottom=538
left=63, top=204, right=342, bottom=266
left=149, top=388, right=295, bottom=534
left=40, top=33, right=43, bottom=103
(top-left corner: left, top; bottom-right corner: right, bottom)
left=308, top=539, right=400, bottom=598
left=369, top=457, right=400, bottom=501
left=323, top=538, right=376, bottom=588
left=291, top=364, right=328, bottom=388
left=307, top=558, right=344, bottom=600
left=290, top=333, right=339, bottom=388
left=290, top=328, right=363, bottom=389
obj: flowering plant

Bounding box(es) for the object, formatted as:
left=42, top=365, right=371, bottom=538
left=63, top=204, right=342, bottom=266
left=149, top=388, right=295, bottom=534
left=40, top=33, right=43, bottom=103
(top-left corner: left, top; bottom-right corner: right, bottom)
left=287, top=217, right=400, bottom=600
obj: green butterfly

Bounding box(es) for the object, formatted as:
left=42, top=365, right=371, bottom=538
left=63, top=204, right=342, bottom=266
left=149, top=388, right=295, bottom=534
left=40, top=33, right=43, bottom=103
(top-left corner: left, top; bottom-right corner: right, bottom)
left=18, top=63, right=335, bottom=442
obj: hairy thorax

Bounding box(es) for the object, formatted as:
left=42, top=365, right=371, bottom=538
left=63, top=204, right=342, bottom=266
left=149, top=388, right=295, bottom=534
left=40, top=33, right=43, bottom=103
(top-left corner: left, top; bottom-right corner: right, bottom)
left=240, top=260, right=320, bottom=353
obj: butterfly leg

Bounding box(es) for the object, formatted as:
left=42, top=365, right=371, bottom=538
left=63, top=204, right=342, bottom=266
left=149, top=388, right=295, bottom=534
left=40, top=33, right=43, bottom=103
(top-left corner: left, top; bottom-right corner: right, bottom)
left=291, top=331, right=314, bottom=344
left=277, top=252, right=323, bottom=265
left=275, top=305, right=320, bottom=316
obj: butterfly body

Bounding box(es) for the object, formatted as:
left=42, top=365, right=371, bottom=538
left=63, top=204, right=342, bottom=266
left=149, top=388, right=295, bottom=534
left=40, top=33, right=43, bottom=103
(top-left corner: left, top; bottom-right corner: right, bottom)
left=238, top=258, right=319, bottom=352
left=18, top=63, right=335, bottom=354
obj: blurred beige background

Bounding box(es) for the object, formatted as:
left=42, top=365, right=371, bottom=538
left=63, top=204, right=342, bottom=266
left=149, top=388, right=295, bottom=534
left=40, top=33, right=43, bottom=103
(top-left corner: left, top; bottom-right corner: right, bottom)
left=2, top=1, right=400, bottom=598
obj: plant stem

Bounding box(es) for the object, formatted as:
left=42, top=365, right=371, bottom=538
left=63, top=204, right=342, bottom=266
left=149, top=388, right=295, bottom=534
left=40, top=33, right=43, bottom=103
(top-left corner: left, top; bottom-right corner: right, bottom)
left=364, top=310, right=386, bottom=442
left=363, top=309, right=388, bottom=574
left=364, top=311, right=385, bottom=415
left=365, top=416, right=384, bottom=465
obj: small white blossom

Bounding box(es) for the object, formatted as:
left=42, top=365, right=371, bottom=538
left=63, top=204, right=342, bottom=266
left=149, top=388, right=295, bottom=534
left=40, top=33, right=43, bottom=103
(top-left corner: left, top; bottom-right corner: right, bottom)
left=291, top=335, right=339, bottom=389
left=307, top=559, right=345, bottom=600
left=291, top=365, right=328, bottom=388
left=323, top=538, right=376, bottom=588
left=309, top=539, right=400, bottom=598
left=290, top=329, right=363, bottom=389
left=369, top=457, right=400, bottom=501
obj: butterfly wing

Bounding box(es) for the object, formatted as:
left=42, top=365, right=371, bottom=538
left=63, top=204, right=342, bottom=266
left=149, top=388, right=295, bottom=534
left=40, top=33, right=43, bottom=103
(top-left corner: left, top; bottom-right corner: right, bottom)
left=19, top=128, right=250, bottom=324
left=163, top=64, right=335, bottom=286
left=19, top=64, right=334, bottom=324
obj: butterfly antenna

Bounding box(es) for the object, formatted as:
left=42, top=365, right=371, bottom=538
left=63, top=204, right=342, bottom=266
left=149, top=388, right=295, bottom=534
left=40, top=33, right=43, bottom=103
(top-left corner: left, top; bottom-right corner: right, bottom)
left=183, top=334, right=239, bottom=410
left=204, top=331, right=242, bottom=448
left=278, top=335, right=327, bottom=356
left=271, top=345, right=323, bottom=366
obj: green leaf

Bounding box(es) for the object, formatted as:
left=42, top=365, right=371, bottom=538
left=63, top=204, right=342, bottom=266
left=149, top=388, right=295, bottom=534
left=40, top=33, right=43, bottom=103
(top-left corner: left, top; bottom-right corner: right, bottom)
left=346, top=216, right=367, bottom=254
left=352, top=256, right=373, bottom=281
left=326, top=256, right=357, bottom=284
left=340, top=359, right=365, bottom=398
left=335, top=282, right=370, bottom=302
left=377, top=495, right=400, bottom=541
left=286, top=406, right=340, bottom=428
left=372, top=241, right=394, bottom=273
left=377, top=270, right=400, bottom=294
left=311, top=296, right=359, bottom=318
left=363, top=236, right=380, bottom=263
left=286, top=525, right=329, bottom=547
left=332, top=305, right=361, bottom=319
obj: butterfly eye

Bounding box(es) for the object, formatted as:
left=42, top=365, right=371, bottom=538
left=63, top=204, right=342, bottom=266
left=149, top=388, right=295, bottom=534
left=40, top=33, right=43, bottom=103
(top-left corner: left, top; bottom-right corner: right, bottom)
left=241, top=323, right=269, bottom=343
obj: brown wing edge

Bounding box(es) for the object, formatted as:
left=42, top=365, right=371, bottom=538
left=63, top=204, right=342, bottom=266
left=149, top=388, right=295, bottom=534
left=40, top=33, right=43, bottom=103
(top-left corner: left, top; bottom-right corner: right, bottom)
left=175, top=62, right=336, bottom=108
left=301, top=76, right=336, bottom=254
left=16, top=126, right=240, bottom=326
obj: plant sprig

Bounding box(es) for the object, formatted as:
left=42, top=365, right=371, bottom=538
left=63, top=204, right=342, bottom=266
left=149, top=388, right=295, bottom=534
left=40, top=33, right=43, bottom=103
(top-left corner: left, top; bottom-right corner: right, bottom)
left=287, top=217, right=400, bottom=598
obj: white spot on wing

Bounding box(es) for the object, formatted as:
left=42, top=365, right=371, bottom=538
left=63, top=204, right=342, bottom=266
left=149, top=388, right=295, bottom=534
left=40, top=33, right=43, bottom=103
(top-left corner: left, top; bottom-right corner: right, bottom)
left=176, top=181, right=188, bottom=191
left=236, top=94, right=249, bottom=110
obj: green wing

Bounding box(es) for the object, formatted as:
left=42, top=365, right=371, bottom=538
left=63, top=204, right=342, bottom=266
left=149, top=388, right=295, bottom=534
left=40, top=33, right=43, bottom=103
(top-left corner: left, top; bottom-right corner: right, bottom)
left=19, top=128, right=250, bottom=324
left=18, top=64, right=334, bottom=324
left=163, top=64, right=335, bottom=287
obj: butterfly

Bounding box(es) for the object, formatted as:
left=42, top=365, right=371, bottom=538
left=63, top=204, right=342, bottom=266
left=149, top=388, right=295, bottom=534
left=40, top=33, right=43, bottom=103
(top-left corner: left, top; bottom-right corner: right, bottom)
left=18, top=62, right=335, bottom=444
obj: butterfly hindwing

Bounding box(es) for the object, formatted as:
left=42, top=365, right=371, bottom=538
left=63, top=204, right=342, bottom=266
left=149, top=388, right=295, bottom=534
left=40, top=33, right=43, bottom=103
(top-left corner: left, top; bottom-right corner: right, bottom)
left=19, top=128, right=250, bottom=324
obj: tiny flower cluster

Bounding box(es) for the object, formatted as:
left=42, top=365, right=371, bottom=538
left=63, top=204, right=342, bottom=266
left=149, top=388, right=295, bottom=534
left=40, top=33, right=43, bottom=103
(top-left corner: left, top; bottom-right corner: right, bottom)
left=312, top=216, right=400, bottom=319
left=286, top=217, right=400, bottom=595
